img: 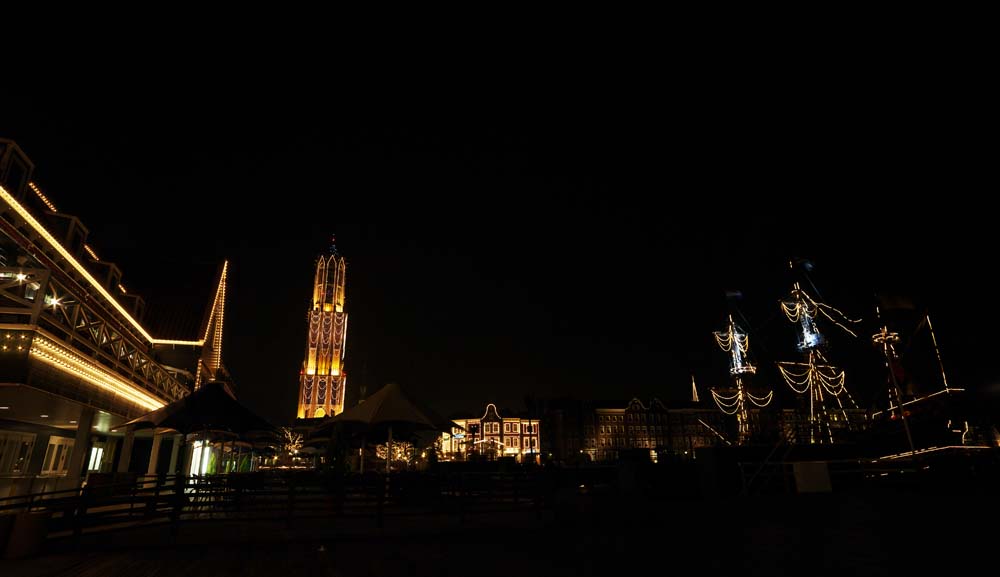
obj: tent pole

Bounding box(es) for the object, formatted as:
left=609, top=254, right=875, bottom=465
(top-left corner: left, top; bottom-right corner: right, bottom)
left=386, top=426, right=393, bottom=475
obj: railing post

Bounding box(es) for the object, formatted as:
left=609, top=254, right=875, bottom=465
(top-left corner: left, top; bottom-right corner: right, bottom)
left=233, top=477, right=242, bottom=516
left=72, top=486, right=90, bottom=545
left=148, top=474, right=163, bottom=518
left=458, top=473, right=465, bottom=526
left=128, top=478, right=138, bottom=517
left=170, top=475, right=185, bottom=537
left=376, top=474, right=385, bottom=529
left=534, top=471, right=543, bottom=520
left=334, top=471, right=344, bottom=516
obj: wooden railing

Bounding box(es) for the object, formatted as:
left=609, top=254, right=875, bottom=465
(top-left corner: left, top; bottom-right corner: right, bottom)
left=0, top=470, right=555, bottom=540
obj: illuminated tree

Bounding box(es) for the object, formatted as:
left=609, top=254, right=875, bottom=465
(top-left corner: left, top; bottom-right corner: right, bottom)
left=376, top=441, right=414, bottom=464
left=281, top=427, right=304, bottom=456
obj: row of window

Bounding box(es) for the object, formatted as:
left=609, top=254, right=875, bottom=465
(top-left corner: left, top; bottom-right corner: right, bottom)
left=455, top=422, right=538, bottom=435
left=448, top=436, right=538, bottom=449
left=0, top=430, right=78, bottom=476
left=598, top=413, right=666, bottom=424
left=598, top=437, right=665, bottom=448
left=599, top=425, right=667, bottom=435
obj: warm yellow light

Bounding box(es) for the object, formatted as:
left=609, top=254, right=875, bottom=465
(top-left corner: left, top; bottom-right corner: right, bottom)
left=28, top=182, right=57, bottom=212
left=30, top=334, right=164, bottom=411
left=323, top=303, right=333, bottom=312
left=2, top=185, right=218, bottom=348
left=871, top=388, right=966, bottom=418
left=154, top=339, right=206, bottom=347
left=878, top=445, right=992, bottom=460
left=15, top=273, right=27, bottom=282
left=83, top=244, right=100, bottom=260
left=208, top=262, right=227, bottom=371
left=2, top=185, right=155, bottom=342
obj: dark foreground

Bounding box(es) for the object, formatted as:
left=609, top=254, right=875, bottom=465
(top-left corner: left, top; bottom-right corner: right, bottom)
left=2, top=486, right=995, bottom=577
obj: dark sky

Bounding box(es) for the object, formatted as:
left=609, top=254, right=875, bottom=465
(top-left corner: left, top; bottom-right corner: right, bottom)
left=4, top=97, right=995, bottom=425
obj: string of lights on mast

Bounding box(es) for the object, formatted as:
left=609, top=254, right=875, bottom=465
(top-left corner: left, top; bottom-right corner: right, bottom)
left=711, top=314, right=773, bottom=444
left=777, top=262, right=861, bottom=444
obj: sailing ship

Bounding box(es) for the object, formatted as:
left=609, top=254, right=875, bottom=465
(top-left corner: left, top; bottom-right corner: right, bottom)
left=705, top=260, right=998, bottom=453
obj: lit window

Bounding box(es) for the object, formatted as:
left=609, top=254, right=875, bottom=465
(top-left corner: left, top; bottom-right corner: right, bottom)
left=88, top=446, right=104, bottom=471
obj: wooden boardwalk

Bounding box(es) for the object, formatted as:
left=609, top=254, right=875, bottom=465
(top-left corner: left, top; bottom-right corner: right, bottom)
left=4, top=489, right=1000, bottom=576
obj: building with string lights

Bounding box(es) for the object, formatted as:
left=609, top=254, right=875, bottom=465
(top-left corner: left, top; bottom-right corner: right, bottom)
left=296, top=245, right=348, bottom=419
left=440, top=404, right=540, bottom=462
left=539, top=393, right=780, bottom=464
left=0, top=138, right=233, bottom=498
left=576, top=398, right=730, bottom=463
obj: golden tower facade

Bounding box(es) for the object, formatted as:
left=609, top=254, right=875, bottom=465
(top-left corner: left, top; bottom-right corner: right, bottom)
left=297, top=249, right=348, bottom=419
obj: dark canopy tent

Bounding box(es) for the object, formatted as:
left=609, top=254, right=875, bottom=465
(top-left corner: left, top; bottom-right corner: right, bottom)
left=313, top=382, right=458, bottom=473
left=116, top=381, right=277, bottom=475
left=118, top=381, right=275, bottom=436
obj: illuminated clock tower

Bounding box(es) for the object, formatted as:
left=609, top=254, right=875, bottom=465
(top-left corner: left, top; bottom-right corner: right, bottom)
left=297, top=240, right=348, bottom=419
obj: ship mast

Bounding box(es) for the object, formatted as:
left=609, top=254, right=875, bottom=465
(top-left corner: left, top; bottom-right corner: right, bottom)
left=711, top=314, right=773, bottom=444
left=777, top=263, right=861, bottom=444
left=871, top=311, right=916, bottom=455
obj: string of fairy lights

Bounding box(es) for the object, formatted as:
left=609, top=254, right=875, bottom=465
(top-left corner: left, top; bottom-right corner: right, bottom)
left=778, top=283, right=860, bottom=444
left=708, top=276, right=866, bottom=445
left=706, top=267, right=979, bottom=452
left=710, top=315, right=772, bottom=444
left=781, top=285, right=861, bottom=339
left=2, top=183, right=213, bottom=348
left=3, top=180, right=229, bottom=412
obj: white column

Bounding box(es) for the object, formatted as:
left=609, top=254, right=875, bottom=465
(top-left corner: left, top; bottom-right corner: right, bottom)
left=66, top=407, right=95, bottom=481
left=117, top=427, right=135, bottom=473
left=167, top=434, right=182, bottom=474
left=146, top=433, right=164, bottom=485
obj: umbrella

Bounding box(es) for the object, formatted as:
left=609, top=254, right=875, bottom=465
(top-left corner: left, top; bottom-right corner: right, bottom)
left=116, top=381, right=276, bottom=437
left=315, top=382, right=457, bottom=473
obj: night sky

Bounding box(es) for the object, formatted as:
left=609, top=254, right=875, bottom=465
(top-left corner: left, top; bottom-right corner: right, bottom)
left=4, top=101, right=995, bottom=425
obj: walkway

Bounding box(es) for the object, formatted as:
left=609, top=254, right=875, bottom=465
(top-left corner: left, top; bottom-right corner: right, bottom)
left=4, top=488, right=996, bottom=576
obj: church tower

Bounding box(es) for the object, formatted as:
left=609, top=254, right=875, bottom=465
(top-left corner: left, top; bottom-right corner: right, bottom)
left=297, top=239, right=348, bottom=419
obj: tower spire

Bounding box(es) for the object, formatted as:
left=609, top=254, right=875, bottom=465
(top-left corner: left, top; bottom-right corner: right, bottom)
left=196, top=260, right=228, bottom=389
left=297, top=247, right=348, bottom=419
